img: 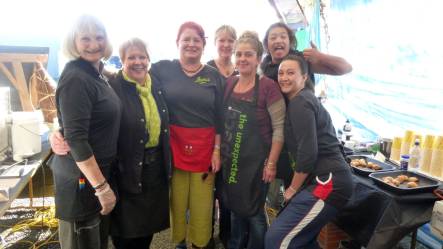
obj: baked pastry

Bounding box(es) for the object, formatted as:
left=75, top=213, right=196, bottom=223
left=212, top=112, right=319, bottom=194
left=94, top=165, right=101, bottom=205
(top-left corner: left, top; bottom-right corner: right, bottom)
left=408, top=177, right=419, bottom=182
left=407, top=182, right=419, bottom=188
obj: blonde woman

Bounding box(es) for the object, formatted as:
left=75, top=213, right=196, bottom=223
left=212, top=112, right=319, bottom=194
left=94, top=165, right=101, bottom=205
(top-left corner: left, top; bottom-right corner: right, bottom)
left=207, top=25, right=237, bottom=79
left=51, top=15, right=121, bottom=249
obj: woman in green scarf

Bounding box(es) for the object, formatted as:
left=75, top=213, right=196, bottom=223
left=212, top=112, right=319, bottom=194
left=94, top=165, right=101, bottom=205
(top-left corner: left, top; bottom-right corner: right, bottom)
left=51, top=38, right=171, bottom=249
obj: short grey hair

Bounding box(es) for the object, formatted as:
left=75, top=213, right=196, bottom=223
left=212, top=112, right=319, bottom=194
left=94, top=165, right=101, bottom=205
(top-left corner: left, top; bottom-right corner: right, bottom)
left=62, top=14, right=112, bottom=60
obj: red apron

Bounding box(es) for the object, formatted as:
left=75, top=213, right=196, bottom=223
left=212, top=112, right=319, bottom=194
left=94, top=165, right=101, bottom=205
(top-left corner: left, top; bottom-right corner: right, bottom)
left=169, top=124, right=215, bottom=172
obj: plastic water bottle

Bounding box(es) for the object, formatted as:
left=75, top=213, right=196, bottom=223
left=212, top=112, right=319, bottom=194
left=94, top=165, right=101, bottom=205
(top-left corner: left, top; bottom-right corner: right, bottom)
left=343, top=119, right=352, bottom=141
left=409, top=139, right=421, bottom=171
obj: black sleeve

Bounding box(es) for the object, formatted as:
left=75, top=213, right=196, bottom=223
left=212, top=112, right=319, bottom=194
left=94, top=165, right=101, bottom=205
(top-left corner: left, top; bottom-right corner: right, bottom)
left=214, top=73, right=225, bottom=134
left=58, top=75, right=95, bottom=162
left=289, top=97, right=318, bottom=173
left=150, top=60, right=166, bottom=80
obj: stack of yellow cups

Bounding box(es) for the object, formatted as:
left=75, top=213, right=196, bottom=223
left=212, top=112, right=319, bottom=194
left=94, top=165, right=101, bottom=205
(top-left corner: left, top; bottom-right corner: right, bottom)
left=390, top=136, right=402, bottom=161
left=400, top=130, right=414, bottom=156
left=430, top=136, right=443, bottom=178
left=420, top=135, right=435, bottom=173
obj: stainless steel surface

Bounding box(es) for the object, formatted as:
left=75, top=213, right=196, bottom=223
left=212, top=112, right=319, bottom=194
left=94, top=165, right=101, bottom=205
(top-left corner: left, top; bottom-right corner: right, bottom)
left=380, top=138, right=393, bottom=158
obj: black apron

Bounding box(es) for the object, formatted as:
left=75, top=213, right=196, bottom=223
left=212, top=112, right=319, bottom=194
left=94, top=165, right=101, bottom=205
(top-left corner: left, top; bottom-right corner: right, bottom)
left=221, top=75, right=269, bottom=217
left=50, top=154, right=113, bottom=221
left=111, top=148, right=169, bottom=238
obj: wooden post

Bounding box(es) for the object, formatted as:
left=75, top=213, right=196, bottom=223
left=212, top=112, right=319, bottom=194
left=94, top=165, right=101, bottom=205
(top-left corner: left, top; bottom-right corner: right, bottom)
left=0, top=52, right=48, bottom=111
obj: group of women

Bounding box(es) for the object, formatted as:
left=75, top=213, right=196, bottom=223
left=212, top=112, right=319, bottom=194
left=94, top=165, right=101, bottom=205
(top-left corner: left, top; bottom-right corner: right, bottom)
left=50, top=14, right=353, bottom=249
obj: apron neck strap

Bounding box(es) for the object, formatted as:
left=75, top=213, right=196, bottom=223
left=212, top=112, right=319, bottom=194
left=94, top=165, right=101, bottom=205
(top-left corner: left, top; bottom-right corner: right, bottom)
left=227, top=74, right=260, bottom=105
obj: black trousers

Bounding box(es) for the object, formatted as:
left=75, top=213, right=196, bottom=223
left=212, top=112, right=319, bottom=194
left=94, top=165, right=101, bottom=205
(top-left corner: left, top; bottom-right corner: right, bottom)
left=112, top=235, right=153, bottom=249
left=58, top=215, right=109, bottom=249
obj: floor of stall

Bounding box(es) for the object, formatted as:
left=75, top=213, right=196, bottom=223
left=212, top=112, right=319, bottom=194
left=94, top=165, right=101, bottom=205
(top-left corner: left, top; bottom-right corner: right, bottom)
left=0, top=166, right=435, bottom=249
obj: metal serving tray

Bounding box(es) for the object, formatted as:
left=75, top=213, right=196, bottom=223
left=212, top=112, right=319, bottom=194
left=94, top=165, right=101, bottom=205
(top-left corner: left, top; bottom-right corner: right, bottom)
left=369, top=170, right=441, bottom=194
left=347, top=155, right=396, bottom=176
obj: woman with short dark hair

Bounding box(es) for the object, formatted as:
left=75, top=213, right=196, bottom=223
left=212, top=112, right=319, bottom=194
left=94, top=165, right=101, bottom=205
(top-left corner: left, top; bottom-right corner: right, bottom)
left=265, top=55, right=353, bottom=249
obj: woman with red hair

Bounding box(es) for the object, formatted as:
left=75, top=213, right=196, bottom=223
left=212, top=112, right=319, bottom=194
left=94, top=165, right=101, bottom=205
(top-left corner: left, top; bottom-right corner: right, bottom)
left=150, top=21, right=225, bottom=249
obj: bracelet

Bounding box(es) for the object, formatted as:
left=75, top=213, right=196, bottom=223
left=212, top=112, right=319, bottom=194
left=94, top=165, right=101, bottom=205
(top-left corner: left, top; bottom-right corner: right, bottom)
left=266, top=160, right=275, bottom=170
left=93, top=180, right=107, bottom=190
left=214, top=144, right=221, bottom=150
left=288, top=185, right=297, bottom=192
left=266, top=165, right=276, bottom=170
left=95, top=183, right=110, bottom=196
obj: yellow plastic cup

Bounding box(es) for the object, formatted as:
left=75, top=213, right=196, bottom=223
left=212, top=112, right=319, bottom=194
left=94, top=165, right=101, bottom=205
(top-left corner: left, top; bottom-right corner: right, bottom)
left=420, top=135, right=435, bottom=173
left=404, top=130, right=414, bottom=144
left=430, top=136, right=443, bottom=177
left=401, top=130, right=414, bottom=156
left=433, top=136, right=443, bottom=150
left=390, top=136, right=402, bottom=161
left=423, top=135, right=435, bottom=149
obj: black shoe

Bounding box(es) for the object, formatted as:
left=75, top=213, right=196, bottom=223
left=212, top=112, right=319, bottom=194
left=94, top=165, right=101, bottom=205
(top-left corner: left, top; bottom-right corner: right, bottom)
left=205, top=237, right=215, bottom=249
left=176, top=242, right=187, bottom=249
left=339, top=240, right=361, bottom=249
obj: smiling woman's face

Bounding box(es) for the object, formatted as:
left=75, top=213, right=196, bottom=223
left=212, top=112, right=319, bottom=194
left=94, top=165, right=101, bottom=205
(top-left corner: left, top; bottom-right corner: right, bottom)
left=278, top=59, right=307, bottom=98
left=267, top=27, right=290, bottom=63
left=75, top=30, right=106, bottom=65
left=178, top=28, right=204, bottom=62
left=122, top=45, right=149, bottom=84
left=215, top=31, right=235, bottom=59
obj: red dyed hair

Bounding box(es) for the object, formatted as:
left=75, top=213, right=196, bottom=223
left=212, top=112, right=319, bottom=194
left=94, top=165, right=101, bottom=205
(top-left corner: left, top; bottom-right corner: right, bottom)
left=176, top=21, right=206, bottom=46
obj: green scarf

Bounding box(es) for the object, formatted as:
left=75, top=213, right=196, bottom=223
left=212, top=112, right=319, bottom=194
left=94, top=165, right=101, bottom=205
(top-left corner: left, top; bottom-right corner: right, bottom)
left=123, top=71, right=160, bottom=148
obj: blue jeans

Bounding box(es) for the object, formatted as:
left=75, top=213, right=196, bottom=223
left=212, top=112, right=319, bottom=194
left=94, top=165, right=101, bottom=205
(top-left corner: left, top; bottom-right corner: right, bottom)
left=228, top=206, right=267, bottom=249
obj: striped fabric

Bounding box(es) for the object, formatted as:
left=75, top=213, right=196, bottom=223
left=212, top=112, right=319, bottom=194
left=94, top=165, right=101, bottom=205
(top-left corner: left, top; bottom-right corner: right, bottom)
left=279, top=199, right=325, bottom=249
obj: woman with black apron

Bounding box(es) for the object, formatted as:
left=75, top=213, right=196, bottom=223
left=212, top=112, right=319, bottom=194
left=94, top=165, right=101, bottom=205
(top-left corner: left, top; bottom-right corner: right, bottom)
left=51, top=15, right=120, bottom=249
left=221, top=31, right=285, bottom=249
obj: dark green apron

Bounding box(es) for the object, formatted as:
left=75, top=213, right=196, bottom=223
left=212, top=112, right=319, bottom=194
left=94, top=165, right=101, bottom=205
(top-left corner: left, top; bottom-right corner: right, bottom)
left=221, top=75, right=269, bottom=217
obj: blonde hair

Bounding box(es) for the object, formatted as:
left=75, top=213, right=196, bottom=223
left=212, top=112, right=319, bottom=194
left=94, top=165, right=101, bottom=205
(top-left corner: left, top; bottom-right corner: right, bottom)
left=236, top=31, right=264, bottom=59
left=119, top=38, right=150, bottom=62
left=62, top=14, right=112, bottom=60
left=214, top=25, right=237, bottom=42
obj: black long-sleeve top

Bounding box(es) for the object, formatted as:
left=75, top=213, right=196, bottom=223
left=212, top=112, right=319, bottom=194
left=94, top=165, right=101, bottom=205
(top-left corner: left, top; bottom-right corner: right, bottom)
left=284, top=88, right=345, bottom=175
left=56, top=58, right=122, bottom=163
left=150, top=60, right=225, bottom=133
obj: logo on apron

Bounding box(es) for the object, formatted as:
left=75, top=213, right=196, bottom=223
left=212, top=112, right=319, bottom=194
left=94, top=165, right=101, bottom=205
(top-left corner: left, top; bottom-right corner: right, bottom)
left=228, top=112, right=248, bottom=184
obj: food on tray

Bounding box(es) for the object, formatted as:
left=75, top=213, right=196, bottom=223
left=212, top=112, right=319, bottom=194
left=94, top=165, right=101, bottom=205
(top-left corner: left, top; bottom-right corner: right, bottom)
left=350, top=158, right=382, bottom=171
left=392, top=179, right=400, bottom=186
left=397, top=175, right=409, bottom=182
left=380, top=174, right=420, bottom=188
left=382, top=176, right=394, bottom=182
left=407, top=182, right=419, bottom=188
left=408, top=177, right=419, bottom=182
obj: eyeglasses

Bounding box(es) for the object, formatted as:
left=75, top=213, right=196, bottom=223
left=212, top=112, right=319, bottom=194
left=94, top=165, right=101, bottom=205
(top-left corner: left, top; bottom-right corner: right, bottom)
left=202, top=166, right=213, bottom=181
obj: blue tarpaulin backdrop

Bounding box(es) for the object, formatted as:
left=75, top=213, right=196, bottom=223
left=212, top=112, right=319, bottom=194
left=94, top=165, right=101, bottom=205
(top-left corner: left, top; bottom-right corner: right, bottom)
left=305, top=0, right=443, bottom=141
